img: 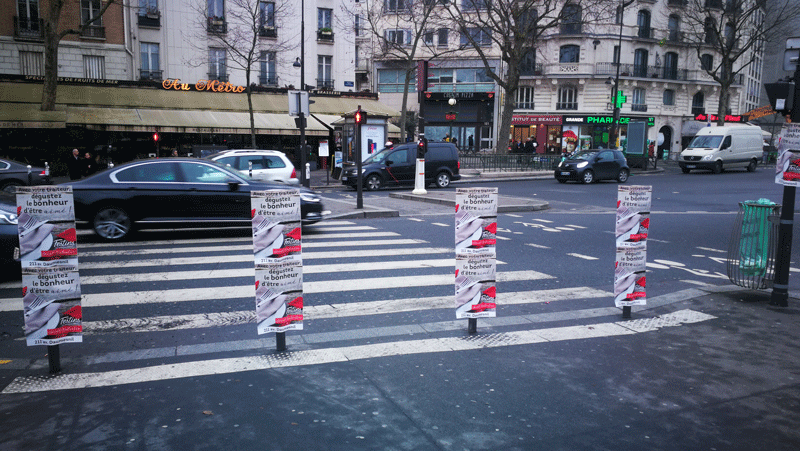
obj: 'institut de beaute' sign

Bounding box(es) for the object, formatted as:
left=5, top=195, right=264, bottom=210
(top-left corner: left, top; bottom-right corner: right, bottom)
left=162, top=79, right=246, bottom=93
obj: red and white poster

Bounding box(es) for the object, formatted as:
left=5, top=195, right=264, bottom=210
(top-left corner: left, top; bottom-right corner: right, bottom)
left=251, top=189, right=303, bottom=333
left=775, top=123, right=800, bottom=186
left=16, top=186, right=82, bottom=346
left=615, top=185, right=651, bottom=308
left=455, top=187, right=498, bottom=318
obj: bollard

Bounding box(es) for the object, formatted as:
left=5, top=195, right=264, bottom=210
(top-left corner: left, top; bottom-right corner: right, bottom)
left=468, top=318, right=477, bottom=334
left=622, top=306, right=631, bottom=319
left=276, top=332, right=286, bottom=352
left=44, top=162, right=50, bottom=184
left=48, top=345, right=61, bottom=374
left=305, top=163, right=310, bottom=183
left=27, top=165, right=32, bottom=185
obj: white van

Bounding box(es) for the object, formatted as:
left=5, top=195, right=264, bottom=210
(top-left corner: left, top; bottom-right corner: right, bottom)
left=679, top=125, right=763, bottom=174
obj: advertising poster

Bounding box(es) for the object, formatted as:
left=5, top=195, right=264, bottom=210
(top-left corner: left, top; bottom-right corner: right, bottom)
left=251, top=190, right=303, bottom=334
left=615, top=185, right=652, bottom=309
left=614, top=248, right=647, bottom=307
left=16, top=186, right=82, bottom=345
left=455, top=187, right=498, bottom=319
left=455, top=254, right=496, bottom=318
left=775, top=123, right=800, bottom=186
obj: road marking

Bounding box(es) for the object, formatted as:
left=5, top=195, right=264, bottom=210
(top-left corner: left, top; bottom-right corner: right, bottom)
left=505, top=214, right=522, bottom=218
left=81, top=286, right=611, bottom=334
left=1, top=310, right=715, bottom=393
left=567, top=253, right=599, bottom=260
left=526, top=243, right=550, bottom=249
left=407, top=218, right=424, bottom=222
left=431, top=223, right=449, bottom=227
left=696, top=247, right=726, bottom=253
left=565, top=224, right=587, bottom=229
left=531, top=219, right=553, bottom=223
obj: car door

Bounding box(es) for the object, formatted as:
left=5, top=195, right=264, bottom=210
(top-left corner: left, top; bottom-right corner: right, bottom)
left=593, top=151, right=619, bottom=180
left=109, top=161, right=187, bottom=221
left=385, top=147, right=414, bottom=185
left=176, top=161, right=249, bottom=220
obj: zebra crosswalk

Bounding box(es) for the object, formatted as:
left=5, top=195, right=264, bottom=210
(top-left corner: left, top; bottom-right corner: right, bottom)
left=0, top=220, right=715, bottom=393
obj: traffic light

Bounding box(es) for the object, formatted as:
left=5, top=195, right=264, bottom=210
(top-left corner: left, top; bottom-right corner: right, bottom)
left=153, top=132, right=159, bottom=142
left=354, top=109, right=366, bottom=125
left=417, top=137, right=427, bottom=159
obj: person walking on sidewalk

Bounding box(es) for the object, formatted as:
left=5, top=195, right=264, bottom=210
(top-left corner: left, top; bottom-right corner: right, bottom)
left=67, top=148, right=82, bottom=180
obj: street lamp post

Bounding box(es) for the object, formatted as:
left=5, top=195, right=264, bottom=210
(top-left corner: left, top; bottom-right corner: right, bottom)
left=293, top=0, right=309, bottom=188
left=609, top=0, right=626, bottom=149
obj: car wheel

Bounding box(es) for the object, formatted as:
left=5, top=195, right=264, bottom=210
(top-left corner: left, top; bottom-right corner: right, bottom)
left=93, top=206, right=132, bottom=241
left=581, top=170, right=595, bottom=184
left=747, top=159, right=757, bottom=172
left=1, top=181, right=22, bottom=194
left=435, top=172, right=451, bottom=188
left=712, top=161, right=723, bottom=174
left=617, top=168, right=630, bottom=183
left=681, top=167, right=691, bottom=174
left=365, top=174, right=382, bottom=191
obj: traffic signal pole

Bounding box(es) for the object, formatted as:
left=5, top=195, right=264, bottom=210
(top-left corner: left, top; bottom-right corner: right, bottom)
left=355, top=106, right=364, bottom=209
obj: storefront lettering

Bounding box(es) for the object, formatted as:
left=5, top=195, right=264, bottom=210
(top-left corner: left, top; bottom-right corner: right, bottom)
left=694, top=113, right=746, bottom=122
left=162, top=79, right=246, bottom=93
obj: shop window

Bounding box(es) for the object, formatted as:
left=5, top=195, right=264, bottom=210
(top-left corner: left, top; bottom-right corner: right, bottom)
left=557, top=85, right=577, bottom=110
left=516, top=86, right=534, bottom=110
left=663, top=89, right=675, bottom=106
left=19, top=50, right=43, bottom=76
left=83, top=55, right=105, bottom=78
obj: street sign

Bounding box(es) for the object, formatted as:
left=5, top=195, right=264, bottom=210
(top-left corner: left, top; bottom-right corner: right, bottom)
left=288, top=91, right=309, bottom=117
left=787, top=37, right=800, bottom=50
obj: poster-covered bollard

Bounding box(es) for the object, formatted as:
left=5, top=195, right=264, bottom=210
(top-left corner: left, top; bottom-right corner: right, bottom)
left=455, top=188, right=498, bottom=333
left=16, top=186, right=81, bottom=373
left=615, top=185, right=651, bottom=318
left=251, top=189, right=304, bottom=352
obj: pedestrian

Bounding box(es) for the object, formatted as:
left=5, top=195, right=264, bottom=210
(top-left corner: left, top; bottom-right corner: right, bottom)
left=452, top=137, right=458, bottom=147
left=67, top=148, right=82, bottom=180
left=468, top=134, right=474, bottom=151
left=524, top=137, right=535, bottom=154
left=171, top=149, right=179, bottom=157
left=82, top=152, right=96, bottom=177
left=385, top=141, right=394, bottom=150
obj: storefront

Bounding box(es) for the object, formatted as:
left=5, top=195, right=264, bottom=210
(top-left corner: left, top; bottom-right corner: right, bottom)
left=510, top=115, right=562, bottom=154
left=561, top=115, right=655, bottom=152
left=420, top=91, right=495, bottom=153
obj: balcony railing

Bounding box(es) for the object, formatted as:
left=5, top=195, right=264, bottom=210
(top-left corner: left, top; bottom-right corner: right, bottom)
left=317, top=78, right=335, bottom=89
left=13, top=16, right=43, bottom=41
left=138, top=11, right=161, bottom=27
left=556, top=102, right=578, bottom=110
left=207, top=73, right=229, bottom=82
left=140, top=70, right=163, bottom=81
left=691, top=106, right=705, bottom=116
left=259, top=26, right=277, bottom=38
left=637, top=27, right=654, bottom=39
left=81, top=25, right=105, bottom=39
left=317, top=30, right=334, bottom=41
left=259, top=75, right=278, bottom=85
left=542, top=63, right=594, bottom=76
left=596, top=62, right=688, bottom=81
left=631, top=104, right=648, bottom=112
left=559, top=24, right=582, bottom=35
left=207, top=17, right=227, bottom=34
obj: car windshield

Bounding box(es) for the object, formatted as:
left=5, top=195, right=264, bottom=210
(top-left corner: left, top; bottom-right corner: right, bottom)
left=688, top=135, right=723, bottom=148
left=571, top=151, right=598, bottom=160
left=363, top=148, right=393, bottom=164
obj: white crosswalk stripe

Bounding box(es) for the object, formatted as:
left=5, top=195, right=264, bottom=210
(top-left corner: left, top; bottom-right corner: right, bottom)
left=0, top=220, right=715, bottom=393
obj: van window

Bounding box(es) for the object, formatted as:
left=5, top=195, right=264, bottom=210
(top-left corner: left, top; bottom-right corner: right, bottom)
left=721, top=136, right=731, bottom=149
left=387, top=149, right=409, bottom=164
left=428, top=146, right=453, bottom=161
left=363, top=148, right=394, bottom=164
left=688, top=135, right=723, bottom=148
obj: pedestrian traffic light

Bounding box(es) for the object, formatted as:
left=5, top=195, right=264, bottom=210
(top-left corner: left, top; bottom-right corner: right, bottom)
left=354, top=109, right=366, bottom=125
left=417, top=137, right=427, bottom=159
left=153, top=132, right=159, bottom=142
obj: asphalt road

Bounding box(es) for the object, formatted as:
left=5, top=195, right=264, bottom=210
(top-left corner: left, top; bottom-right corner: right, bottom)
left=0, top=162, right=798, bottom=450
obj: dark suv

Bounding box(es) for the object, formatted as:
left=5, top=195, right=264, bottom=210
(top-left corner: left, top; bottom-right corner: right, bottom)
left=341, top=143, right=461, bottom=190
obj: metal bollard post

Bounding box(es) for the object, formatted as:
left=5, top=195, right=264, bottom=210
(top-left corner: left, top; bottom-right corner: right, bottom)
left=27, top=165, right=32, bottom=185
left=276, top=332, right=286, bottom=352
left=48, top=345, right=61, bottom=374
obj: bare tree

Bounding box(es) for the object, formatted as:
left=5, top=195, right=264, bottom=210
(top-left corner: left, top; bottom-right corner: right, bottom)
left=41, top=0, right=119, bottom=111
left=345, top=0, right=461, bottom=142
left=190, top=0, right=296, bottom=147
left=448, top=0, right=608, bottom=154
left=679, top=0, right=800, bottom=125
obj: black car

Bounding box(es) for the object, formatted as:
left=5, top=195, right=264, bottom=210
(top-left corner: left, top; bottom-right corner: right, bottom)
left=64, top=158, right=325, bottom=241
left=0, top=192, right=20, bottom=275
left=341, top=142, right=461, bottom=190
left=554, top=149, right=630, bottom=184
left=1, top=158, right=51, bottom=194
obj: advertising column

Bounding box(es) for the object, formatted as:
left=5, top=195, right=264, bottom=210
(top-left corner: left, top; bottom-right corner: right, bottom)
left=455, top=188, right=498, bottom=329
left=614, top=185, right=652, bottom=316
left=16, top=186, right=81, bottom=347
left=251, top=190, right=304, bottom=338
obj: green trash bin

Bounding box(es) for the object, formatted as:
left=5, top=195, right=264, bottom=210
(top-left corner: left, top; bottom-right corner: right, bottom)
left=727, top=199, right=781, bottom=289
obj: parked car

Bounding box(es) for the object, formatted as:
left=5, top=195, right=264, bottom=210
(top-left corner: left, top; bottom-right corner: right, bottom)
left=341, top=142, right=461, bottom=190
left=0, top=192, right=20, bottom=275
left=64, top=158, right=324, bottom=241
left=205, top=149, right=299, bottom=185
left=1, top=158, right=50, bottom=194
left=555, top=149, right=630, bottom=184
left=679, top=125, right=763, bottom=174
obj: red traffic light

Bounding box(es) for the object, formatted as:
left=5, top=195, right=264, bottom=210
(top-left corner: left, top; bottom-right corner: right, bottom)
left=354, top=109, right=366, bottom=125
left=153, top=132, right=160, bottom=142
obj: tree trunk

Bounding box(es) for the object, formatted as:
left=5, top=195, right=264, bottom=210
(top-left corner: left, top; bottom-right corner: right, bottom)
left=716, top=85, right=729, bottom=126
left=400, top=64, right=416, bottom=143
left=247, top=85, right=257, bottom=149
left=41, top=2, right=64, bottom=112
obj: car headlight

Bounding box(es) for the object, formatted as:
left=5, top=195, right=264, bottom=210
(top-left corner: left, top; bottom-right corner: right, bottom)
left=557, top=161, right=564, bottom=168
left=701, top=154, right=713, bottom=161
left=0, top=211, right=18, bottom=225
left=576, top=161, right=588, bottom=169
left=300, top=193, right=320, bottom=203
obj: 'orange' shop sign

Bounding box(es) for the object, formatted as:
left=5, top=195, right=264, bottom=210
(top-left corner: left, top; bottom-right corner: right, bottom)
left=162, top=79, right=246, bottom=93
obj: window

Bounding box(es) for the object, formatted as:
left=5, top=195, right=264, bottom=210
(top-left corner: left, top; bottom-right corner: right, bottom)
left=438, top=28, right=448, bottom=47
left=377, top=69, right=415, bottom=93
left=557, top=85, right=577, bottom=110
left=705, top=0, right=722, bottom=8
left=519, top=50, right=536, bottom=75
left=615, top=6, right=622, bottom=25
left=462, top=0, right=489, bottom=10
left=260, top=51, right=276, bottom=85
left=663, top=89, right=675, bottom=105
left=632, top=88, right=647, bottom=111
left=692, top=91, right=705, bottom=115
left=83, top=55, right=105, bottom=78
left=259, top=2, right=274, bottom=28
left=318, top=55, right=333, bottom=89
left=704, top=17, right=717, bottom=45
left=318, top=8, right=332, bottom=30
left=209, top=48, right=226, bottom=81
left=633, top=49, right=648, bottom=77
left=139, top=0, right=157, bottom=15
left=182, top=162, right=235, bottom=184
left=701, top=54, right=713, bottom=71
left=461, top=27, right=492, bottom=46
left=516, top=86, right=534, bottom=109
left=613, top=45, right=620, bottom=64
left=724, top=22, right=736, bottom=47
left=18, top=0, right=40, bottom=30
left=140, top=42, right=160, bottom=80
left=115, top=162, right=179, bottom=183
left=663, top=52, right=678, bottom=80
left=560, top=4, right=581, bottom=34
left=19, top=50, right=43, bottom=76
left=387, top=29, right=411, bottom=45
left=424, top=30, right=434, bottom=45
left=637, top=10, right=651, bottom=39
left=385, top=0, right=407, bottom=12
left=354, top=14, right=361, bottom=37
left=81, top=0, right=102, bottom=25
left=668, top=15, right=680, bottom=41
left=208, top=0, right=224, bottom=19
left=559, top=45, right=579, bottom=63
